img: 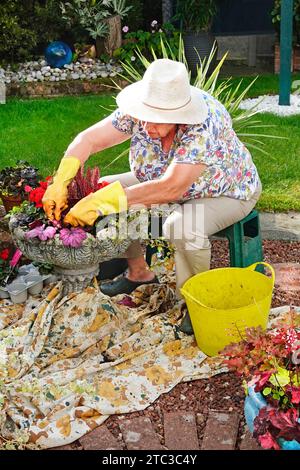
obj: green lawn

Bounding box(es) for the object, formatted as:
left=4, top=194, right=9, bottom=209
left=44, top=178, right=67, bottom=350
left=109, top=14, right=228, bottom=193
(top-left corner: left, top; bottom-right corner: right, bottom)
left=1, top=74, right=300, bottom=212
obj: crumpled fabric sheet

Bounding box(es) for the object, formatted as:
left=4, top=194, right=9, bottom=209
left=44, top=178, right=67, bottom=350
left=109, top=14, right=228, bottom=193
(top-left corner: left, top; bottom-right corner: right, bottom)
left=0, top=262, right=295, bottom=449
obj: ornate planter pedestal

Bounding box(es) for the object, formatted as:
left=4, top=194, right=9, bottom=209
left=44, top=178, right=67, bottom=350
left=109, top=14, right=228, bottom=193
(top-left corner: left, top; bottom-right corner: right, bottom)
left=9, top=219, right=133, bottom=296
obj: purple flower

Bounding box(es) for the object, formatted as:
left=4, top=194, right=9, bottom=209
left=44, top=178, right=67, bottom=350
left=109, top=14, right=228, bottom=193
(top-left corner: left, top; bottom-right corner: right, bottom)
left=59, top=228, right=87, bottom=248
left=122, top=25, right=129, bottom=33
left=26, top=224, right=57, bottom=241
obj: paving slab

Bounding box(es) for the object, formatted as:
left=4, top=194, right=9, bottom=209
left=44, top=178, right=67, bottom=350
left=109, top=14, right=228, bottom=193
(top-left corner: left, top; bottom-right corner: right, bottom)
left=201, top=411, right=240, bottom=450
left=79, top=425, right=123, bottom=450
left=273, top=263, right=300, bottom=292
left=119, top=416, right=164, bottom=450
left=240, top=429, right=263, bottom=451
left=164, top=411, right=199, bottom=450
left=260, top=212, right=300, bottom=241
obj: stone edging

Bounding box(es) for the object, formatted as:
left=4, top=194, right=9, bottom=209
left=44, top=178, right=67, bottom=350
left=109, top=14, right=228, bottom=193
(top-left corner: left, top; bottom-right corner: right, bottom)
left=6, top=77, right=128, bottom=98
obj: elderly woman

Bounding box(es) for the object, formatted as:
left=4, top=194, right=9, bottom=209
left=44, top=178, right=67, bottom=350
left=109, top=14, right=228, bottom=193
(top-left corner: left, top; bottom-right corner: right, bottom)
left=43, top=58, right=262, bottom=301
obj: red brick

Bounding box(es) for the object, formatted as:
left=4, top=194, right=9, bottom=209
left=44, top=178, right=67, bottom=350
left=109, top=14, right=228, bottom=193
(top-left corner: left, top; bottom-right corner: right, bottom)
left=201, top=411, right=240, bottom=450
left=119, top=416, right=164, bottom=450
left=273, top=263, right=300, bottom=292
left=79, top=425, right=123, bottom=450
left=163, top=412, right=199, bottom=450
left=240, top=430, right=263, bottom=451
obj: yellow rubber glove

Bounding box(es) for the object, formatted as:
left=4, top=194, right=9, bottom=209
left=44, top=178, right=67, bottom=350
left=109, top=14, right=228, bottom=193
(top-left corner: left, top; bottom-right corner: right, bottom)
left=42, top=157, right=81, bottom=221
left=63, top=180, right=128, bottom=227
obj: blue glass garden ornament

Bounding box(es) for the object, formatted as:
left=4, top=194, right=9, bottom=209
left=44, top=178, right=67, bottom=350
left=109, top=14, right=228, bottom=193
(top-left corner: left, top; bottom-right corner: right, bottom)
left=45, top=41, right=73, bottom=68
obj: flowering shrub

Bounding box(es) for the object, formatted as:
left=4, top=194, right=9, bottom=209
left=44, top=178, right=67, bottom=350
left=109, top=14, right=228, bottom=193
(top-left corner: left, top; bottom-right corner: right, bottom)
left=221, top=310, right=300, bottom=449
left=113, top=21, right=180, bottom=68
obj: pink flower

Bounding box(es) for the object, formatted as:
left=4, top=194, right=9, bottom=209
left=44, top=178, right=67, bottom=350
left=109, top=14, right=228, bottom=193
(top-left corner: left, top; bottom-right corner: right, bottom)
left=122, top=25, right=129, bottom=33
left=39, top=226, right=57, bottom=241
left=26, top=225, right=56, bottom=241
left=258, top=431, right=280, bottom=450
left=59, top=228, right=87, bottom=248
left=24, top=185, right=33, bottom=193
left=10, top=249, right=23, bottom=268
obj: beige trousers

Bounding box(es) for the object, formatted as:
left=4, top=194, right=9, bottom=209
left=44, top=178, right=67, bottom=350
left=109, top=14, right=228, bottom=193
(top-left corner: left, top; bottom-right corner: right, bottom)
left=100, top=172, right=262, bottom=296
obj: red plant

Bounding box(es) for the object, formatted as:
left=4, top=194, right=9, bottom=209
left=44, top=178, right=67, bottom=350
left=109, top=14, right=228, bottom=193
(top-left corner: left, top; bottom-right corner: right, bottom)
left=68, top=166, right=102, bottom=200
left=25, top=177, right=51, bottom=208
left=221, top=309, right=300, bottom=449
left=0, top=248, right=10, bottom=261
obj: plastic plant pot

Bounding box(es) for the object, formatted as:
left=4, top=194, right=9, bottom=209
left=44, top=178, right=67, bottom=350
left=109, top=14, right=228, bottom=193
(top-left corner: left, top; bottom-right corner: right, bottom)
left=43, top=274, right=58, bottom=286
left=24, top=274, right=44, bottom=295
left=7, top=282, right=28, bottom=304
left=18, top=263, right=39, bottom=276
left=0, top=286, right=10, bottom=299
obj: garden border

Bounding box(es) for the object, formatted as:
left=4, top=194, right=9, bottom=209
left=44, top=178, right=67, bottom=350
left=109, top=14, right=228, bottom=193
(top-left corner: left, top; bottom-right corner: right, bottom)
left=5, top=78, right=128, bottom=99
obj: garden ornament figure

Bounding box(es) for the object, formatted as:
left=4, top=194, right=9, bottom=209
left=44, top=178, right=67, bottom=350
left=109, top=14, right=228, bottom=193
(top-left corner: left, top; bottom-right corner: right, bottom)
left=42, top=58, right=262, bottom=330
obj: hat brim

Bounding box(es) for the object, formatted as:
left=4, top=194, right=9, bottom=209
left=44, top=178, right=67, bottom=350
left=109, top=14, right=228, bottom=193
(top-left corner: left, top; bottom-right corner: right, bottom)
left=116, top=81, right=208, bottom=125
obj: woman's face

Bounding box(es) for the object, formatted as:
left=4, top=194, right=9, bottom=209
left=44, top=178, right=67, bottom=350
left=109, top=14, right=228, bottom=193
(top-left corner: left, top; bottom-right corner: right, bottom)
left=141, top=121, right=176, bottom=139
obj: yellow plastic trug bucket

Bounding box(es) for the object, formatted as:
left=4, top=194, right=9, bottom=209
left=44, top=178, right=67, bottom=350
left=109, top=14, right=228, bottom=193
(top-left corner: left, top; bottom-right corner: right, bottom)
left=180, top=262, right=275, bottom=357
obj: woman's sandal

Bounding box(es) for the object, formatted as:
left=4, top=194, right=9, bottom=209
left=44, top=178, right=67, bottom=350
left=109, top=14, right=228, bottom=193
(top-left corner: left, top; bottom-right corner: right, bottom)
left=100, top=275, right=160, bottom=297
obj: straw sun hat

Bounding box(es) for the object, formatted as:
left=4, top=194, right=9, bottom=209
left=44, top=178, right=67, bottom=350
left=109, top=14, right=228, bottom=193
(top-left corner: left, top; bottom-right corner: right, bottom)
left=116, top=58, right=208, bottom=125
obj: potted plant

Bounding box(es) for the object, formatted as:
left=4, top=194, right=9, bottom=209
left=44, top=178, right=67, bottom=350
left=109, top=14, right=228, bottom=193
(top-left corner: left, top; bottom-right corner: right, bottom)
left=174, top=0, right=218, bottom=76
left=221, top=309, right=300, bottom=450
left=7, top=165, right=135, bottom=293
left=0, top=161, right=40, bottom=214
left=272, top=0, right=300, bottom=73
left=61, top=0, right=132, bottom=58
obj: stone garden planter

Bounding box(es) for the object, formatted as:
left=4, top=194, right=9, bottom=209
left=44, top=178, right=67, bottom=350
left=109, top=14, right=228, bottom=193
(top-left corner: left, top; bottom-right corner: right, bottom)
left=9, top=218, right=133, bottom=295
left=244, top=386, right=300, bottom=450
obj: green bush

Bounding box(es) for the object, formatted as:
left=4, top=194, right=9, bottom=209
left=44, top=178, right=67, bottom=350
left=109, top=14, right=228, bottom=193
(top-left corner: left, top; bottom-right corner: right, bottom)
left=0, top=0, right=88, bottom=64
left=0, top=1, right=37, bottom=63
left=113, top=21, right=180, bottom=69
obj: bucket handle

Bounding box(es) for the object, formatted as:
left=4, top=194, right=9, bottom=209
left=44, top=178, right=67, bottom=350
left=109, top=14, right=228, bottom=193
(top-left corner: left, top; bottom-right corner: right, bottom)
left=180, top=288, right=207, bottom=309
left=245, top=262, right=275, bottom=288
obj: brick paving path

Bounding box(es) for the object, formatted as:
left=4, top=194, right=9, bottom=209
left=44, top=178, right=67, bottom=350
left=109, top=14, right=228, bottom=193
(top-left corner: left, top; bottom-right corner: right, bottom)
left=52, top=410, right=263, bottom=451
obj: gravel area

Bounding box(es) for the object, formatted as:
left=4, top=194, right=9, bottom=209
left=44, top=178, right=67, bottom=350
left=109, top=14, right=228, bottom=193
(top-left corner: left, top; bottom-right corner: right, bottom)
left=0, top=58, right=122, bottom=85
left=104, top=239, right=300, bottom=449
left=239, top=93, right=300, bottom=116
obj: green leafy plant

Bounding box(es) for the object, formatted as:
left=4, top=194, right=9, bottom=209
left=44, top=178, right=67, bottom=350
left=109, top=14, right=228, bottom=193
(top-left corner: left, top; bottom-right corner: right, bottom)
left=0, top=1, right=37, bottom=63
left=0, top=161, right=40, bottom=198
left=113, top=21, right=180, bottom=67
left=61, top=0, right=132, bottom=40
left=174, top=0, right=218, bottom=33
left=271, top=0, right=300, bottom=45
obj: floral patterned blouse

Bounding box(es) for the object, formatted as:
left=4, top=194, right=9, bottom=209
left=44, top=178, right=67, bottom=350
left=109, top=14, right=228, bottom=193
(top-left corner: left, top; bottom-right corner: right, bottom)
left=111, top=90, right=260, bottom=201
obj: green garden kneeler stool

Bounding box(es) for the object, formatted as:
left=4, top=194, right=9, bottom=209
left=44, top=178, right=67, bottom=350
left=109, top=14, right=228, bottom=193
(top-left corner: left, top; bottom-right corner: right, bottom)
left=214, top=209, right=264, bottom=272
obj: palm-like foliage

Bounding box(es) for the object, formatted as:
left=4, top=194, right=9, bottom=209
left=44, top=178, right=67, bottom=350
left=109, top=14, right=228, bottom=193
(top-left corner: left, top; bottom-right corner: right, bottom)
left=109, top=35, right=282, bottom=166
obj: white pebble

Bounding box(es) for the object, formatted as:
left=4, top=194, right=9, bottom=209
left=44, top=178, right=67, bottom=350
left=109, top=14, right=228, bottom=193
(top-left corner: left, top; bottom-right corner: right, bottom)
left=240, top=93, right=300, bottom=116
